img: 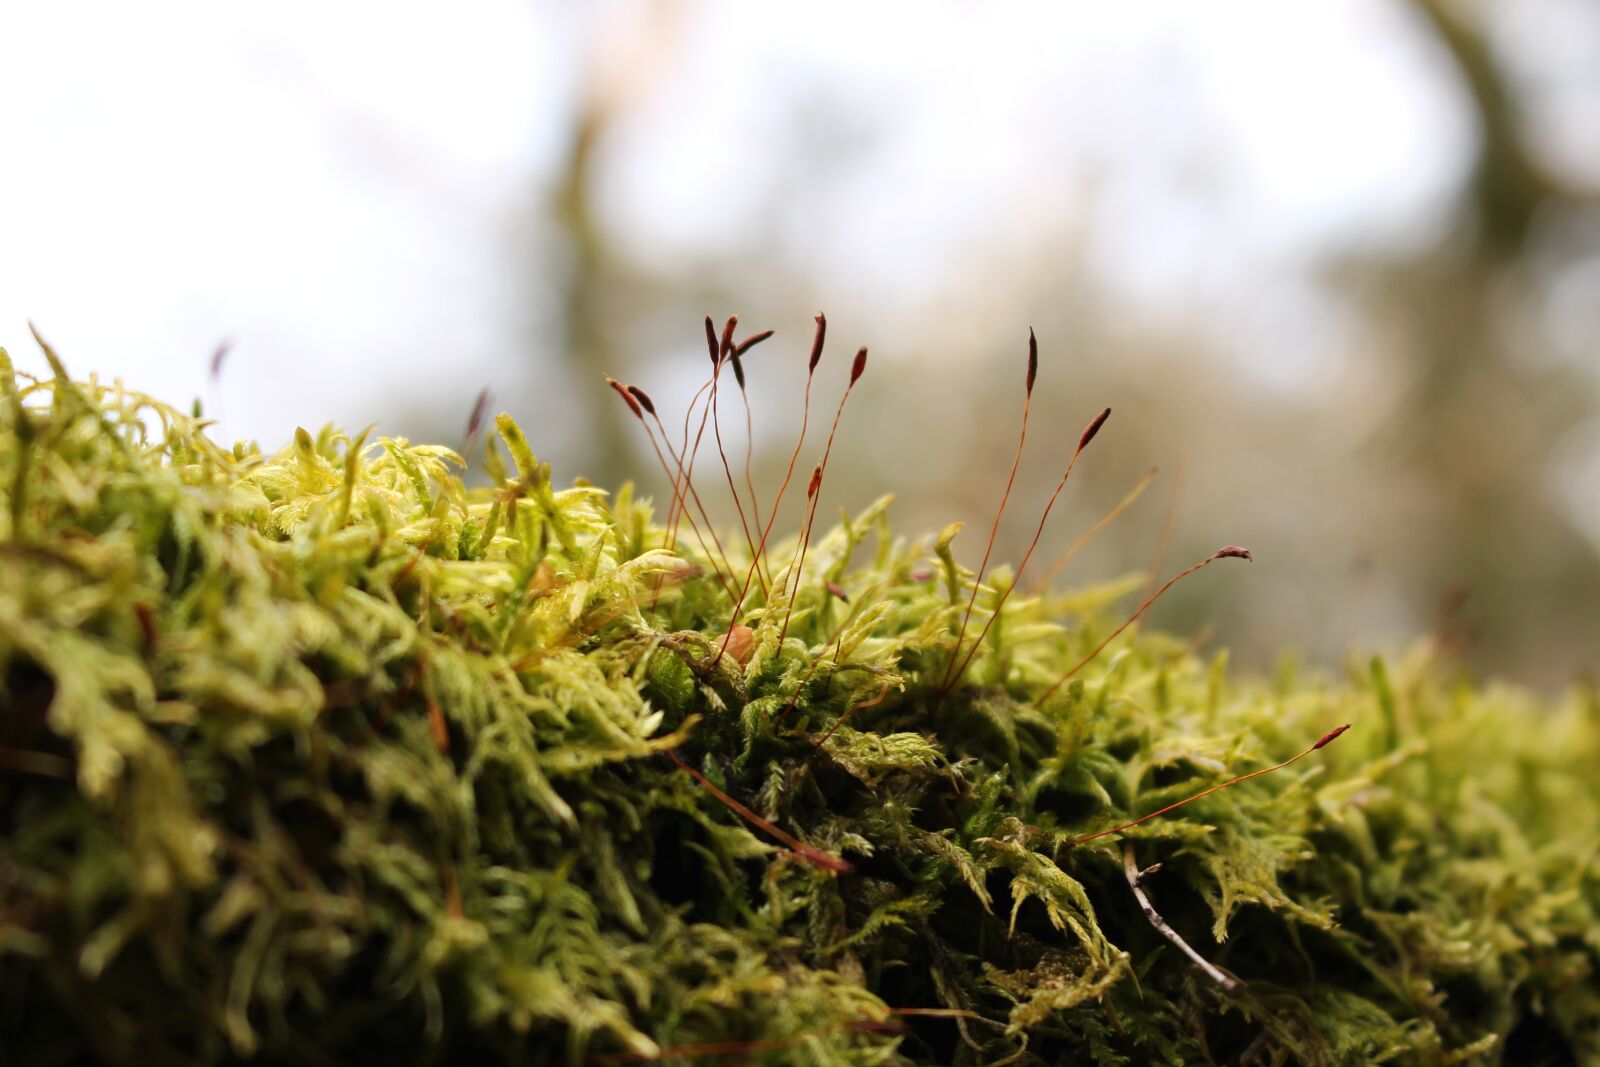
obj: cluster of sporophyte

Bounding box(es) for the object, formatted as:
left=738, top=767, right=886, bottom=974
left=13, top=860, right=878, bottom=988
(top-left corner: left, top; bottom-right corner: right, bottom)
left=1, top=320, right=1597, bottom=1067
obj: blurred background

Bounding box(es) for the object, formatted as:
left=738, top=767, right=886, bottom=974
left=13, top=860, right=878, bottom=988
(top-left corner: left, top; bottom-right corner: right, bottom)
left=2, top=0, right=1596, bottom=687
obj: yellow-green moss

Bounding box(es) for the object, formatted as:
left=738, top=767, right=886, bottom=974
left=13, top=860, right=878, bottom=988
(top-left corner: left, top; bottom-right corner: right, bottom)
left=1, top=349, right=1596, bottom=1065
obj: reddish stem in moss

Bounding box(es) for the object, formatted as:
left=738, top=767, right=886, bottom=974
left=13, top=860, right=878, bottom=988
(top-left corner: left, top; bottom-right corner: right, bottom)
left=779, top=347, right=867, bottom=648
left=667, top=378, right=714, bottom=554
left=731, top=329, right=775, bottom=589
left=714, top=321, right=824, bottom=666
left=941, top=329, right=1038, bottom=692
left=605, top=378, right=735, bottom=600
left=811, top=678, right=893, bottom=747
left=1070, top=723, right=1351, bottom=847
left=1141, top=451, right=1186, bottom=602
left=941, top=405, right=1112, bottom=697
left=665, top=748, right=851, bottom=873
left=707, top=317, right=766, bottom=595
left=728, top=313, right=824, bottom=627
left=1029, top=466, right=1158, bottom=595
left=1034, top=547, right=1252, bottom=708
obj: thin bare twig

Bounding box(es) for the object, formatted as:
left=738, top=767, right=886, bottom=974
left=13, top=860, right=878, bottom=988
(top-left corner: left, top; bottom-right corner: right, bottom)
left=1123, top=842, right=1240, bottom=993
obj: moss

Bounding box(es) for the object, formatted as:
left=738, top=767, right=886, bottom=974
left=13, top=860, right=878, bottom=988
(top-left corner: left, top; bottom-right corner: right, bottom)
left=0, top=343, right=1597, bottom=1066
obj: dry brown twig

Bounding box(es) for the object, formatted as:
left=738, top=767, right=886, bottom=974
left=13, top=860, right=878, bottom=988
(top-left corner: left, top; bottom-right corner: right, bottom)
left=1123, top=842, right=1240, bottom=993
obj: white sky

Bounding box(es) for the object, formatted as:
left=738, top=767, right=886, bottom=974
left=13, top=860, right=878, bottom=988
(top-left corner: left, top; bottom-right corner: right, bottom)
left=0, top=0, right=1579, bottom=445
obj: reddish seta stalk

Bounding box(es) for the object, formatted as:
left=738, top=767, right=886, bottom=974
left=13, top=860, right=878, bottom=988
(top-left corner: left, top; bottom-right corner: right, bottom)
left=664, top=749, right=850, bottom=873
left=720, top=314, right=826, bottom=654
left=1034, top=546, right=1253, bottom=708
left=939, top=401, right=1113, bottom=697
left=605, top=378, right=735, bottom=600
left=941, top=329, right=1038, bottom=693
left=1029, top=465, right=1159, bottom=594
left=778, top=345, right=867, bottom=648
left=1070, top=722, right=1352, bottom=847
left=706, top=316, right=766, bottom=587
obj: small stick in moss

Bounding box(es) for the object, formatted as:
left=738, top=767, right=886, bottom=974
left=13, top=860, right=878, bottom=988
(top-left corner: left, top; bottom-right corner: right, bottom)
left=1071, top=722, right=1351, bottom=847
left=664, top=748, right=851, bottom=873
left=1035, top=546, right=1252, bottom=707
left=941, top=405, right=1112, bottom=696
left=941, top=329, right=1038, bottom=693
left=1123, top=842, right=1240, bottom=992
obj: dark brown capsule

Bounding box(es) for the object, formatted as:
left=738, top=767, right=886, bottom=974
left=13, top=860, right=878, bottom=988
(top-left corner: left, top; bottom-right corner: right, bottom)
left=1214, top=545, right=1253, bottom=562
left=809, top=312, right=827, bottom=373
left=605, top=376, right=643, bottom=420
left=1313, top=723, right=1352, bottom=750
left=626, top=384, right=657, bottom=416
left=1078, top=406, right=1111, bottom=452
left=1026, top=328, right=1038, bottom=394
left=850, top=346, right=868, bottom=384
left=704, top=315, right=720, bottom=367
left=735, top=329, right=775, bottom=356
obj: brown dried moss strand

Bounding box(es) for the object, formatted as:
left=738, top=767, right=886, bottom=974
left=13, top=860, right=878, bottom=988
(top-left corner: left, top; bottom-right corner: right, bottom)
left=734, top=329, right=775, bottom=357
left=730, top=330, right=775, bottom=582
left=1025, top=327, right=1038, bottom=394
left=646, top=405, right=737, bottom=596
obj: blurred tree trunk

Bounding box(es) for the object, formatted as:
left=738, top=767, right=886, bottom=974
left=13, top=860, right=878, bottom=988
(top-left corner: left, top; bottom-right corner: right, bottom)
left=1355, top=0, right=1600, bottom=679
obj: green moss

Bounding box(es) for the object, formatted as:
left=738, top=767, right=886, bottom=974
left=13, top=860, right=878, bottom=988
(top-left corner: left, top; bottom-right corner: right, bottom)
left=1, top=350, right=1596, bottom=1065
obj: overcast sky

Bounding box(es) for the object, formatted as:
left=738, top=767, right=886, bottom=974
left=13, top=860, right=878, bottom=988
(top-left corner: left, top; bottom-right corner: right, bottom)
left=0, top=0, right=1503, bottom=441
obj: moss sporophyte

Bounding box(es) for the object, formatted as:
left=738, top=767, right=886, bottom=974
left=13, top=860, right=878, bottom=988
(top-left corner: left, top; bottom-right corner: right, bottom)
left=1, top=320, right=1597, bottom=1065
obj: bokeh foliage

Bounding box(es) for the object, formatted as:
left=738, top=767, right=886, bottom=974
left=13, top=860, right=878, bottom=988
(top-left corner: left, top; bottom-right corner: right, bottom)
left=1, top=350, right=1597, bottom=1065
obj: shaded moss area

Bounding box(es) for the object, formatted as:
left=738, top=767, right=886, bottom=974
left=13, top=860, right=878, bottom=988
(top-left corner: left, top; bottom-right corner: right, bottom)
left=1, top=349, right=1597, bottom=1066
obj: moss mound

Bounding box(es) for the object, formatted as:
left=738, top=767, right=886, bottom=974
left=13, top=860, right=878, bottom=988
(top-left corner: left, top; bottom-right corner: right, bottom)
left=1, top=344, right=1597, bottom=1066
